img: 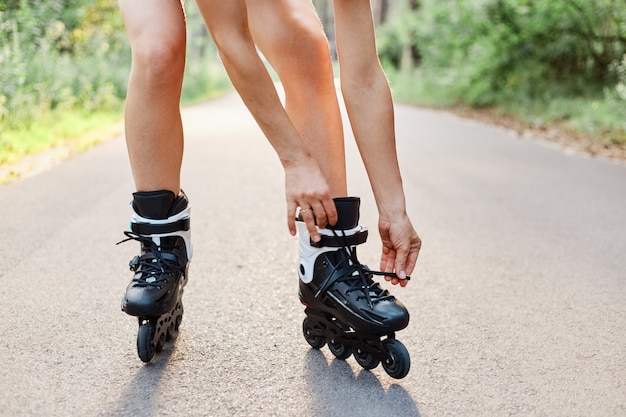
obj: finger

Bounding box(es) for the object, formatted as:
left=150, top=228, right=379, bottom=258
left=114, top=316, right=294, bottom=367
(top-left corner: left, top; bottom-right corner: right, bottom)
left=402, top=236, right=421, bottom=279
left=384, top=249, right=396, bottom=273
left=322, top=198, right=338, bottom=227
left=310, top=201, right=328, bottom=229
left=287, top=200, right=297, bottom=236
left=301, top=209, right=320, bottom=242
left=404, top=245, right=420, bottom=277
left=394, top=246, right=409, bottom=280
left=380, top=245, right=391, bottom=272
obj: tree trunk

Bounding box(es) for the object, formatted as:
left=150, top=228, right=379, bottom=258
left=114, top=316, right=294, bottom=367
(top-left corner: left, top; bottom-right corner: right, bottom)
left=401, top=0, right=420, bottom=70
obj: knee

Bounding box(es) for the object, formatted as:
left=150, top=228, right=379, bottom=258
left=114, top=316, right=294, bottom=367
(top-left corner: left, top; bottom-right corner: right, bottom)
left=131, top=38, right=185, bottom=85
left=292, top=22, right=331, bottom=69
left=292, top=20, right=330, bottom=60
left=271, top=17, right=333, bottom=83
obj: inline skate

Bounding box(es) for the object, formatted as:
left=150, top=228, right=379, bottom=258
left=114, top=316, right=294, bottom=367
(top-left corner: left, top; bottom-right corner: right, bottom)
left=118, top=190, right=192, bottom=362
left=297, top=197, right=411, bottom=379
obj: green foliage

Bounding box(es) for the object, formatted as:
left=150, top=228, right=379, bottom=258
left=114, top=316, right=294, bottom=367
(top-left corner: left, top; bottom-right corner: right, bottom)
left=0, top=0, right=230, bottom=165
left=613, top=54, right=626, bottom=100
left=380, top=0, right=626, bottom=106
left=378, top=0, right=626, bottom=144
left=0, top=0, right=129, bottom=132
left=181, top=1, right=232, bottom=103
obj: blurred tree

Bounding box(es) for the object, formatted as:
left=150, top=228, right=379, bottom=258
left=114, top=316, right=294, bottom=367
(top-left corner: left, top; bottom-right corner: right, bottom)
left=312, top=0, right=398, bottom=57
left=379, top=0, right=626, bottom=104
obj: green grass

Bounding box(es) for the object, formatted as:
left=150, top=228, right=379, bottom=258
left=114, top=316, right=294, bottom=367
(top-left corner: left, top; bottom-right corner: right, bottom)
left=0, top=108, right=124, bottom=166
left=387, top=67, right=626, bottom=148
left=182, top=63, right=234, bottom=105
left=0, top=66, right=233, bottom=176
left=0, top=0, right=235, bottom=182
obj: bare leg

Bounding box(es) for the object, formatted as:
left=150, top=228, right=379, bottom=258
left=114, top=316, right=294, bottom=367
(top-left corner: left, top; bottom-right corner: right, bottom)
left=246, top=0, right=348, bottom=198
left=119, top=0, right=187, bottom=195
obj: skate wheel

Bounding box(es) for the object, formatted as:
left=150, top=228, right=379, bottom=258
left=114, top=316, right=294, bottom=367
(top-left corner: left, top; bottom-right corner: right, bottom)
left=381, top=339, right=410, bottom=379
left=137, top=322, right=155, bottom=363
left=302, top=318, right=325, bottom=349
left=354, top=348, right=380, bottom=370
left=327, top=339, right=352, bottom=360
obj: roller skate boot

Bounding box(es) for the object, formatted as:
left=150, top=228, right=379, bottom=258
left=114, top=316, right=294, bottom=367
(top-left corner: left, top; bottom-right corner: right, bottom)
left=118, top=190, right=192, bottom=362
left=298, top=197, right=411, bottom=379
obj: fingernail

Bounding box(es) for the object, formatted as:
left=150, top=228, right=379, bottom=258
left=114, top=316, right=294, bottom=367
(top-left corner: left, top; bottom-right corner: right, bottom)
left=398, top=271, right=406, bottom=279
left=312, top=234, right=321, bottom=243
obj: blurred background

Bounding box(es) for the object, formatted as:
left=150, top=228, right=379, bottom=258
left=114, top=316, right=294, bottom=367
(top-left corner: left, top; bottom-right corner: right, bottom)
left=1, top=0, right=625, bottom=179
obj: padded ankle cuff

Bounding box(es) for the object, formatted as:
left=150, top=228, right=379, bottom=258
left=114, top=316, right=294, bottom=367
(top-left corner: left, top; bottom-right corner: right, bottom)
left=329, top=197, right=361, bottom=230
left=132, top=190, right=189, bottom=220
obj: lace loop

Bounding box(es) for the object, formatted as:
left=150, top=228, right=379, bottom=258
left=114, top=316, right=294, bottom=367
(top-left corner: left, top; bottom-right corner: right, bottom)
left=117, top=231, right=186, bottom=288
left=314, top=229, right=397, bottom=308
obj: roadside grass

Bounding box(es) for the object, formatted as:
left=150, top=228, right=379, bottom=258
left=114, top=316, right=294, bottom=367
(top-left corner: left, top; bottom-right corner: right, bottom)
left=1, top=108, right=123, bottom=166
left=0, top=0, right=235, bottom=184
left=4, top=62, right=623, bottom=184
left=0, top=108, right=125, bottom=184
left=0, top=67, right=232, bottom=184
left=387, top=67, right=626, bottom=158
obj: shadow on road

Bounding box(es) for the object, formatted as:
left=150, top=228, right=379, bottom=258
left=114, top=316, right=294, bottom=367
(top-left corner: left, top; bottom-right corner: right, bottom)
left=303, top=349, right=421, bottom=417
left=105, top=340, right=177, bottom=417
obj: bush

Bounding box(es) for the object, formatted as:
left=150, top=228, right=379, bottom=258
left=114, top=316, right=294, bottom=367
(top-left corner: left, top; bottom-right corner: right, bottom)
left=0, top=0, right=230, bottom=164
left=380, top=0, right=626, bottom=106
left=0, top=0, right=129, bottom=130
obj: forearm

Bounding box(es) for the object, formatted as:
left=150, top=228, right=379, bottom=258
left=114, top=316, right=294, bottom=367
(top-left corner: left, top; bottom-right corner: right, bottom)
left=333, top=0, right=408, bottom=220
left=341, top=69, right=407, bottom=220
left=197, top=1, right=311, bottom=169
left=221, top=50, right=311, bottom=167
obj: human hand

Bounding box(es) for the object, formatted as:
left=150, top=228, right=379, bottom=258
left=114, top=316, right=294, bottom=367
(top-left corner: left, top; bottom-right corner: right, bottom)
left=284, top=159, right=338, bottom=242
left=378, top=214, right=421, bottom=287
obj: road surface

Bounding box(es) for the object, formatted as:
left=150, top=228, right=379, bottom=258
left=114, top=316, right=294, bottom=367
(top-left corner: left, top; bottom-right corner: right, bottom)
left=0, top=92, right=624, bottom=416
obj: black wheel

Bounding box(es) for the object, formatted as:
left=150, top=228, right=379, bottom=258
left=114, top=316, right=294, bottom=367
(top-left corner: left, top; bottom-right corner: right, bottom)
left=353, top=347, right=380, bottom=370
left=381, top=339, right=410, bottom=379
left=327, top=339, right=352, bottom=360
left=137, top=322, right=155, bottom=363
left=302, top=318, right=325, bottom=349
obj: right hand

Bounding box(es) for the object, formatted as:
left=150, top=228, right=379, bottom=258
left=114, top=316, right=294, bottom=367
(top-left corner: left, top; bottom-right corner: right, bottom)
left=284, top=158, right=338, bottom=242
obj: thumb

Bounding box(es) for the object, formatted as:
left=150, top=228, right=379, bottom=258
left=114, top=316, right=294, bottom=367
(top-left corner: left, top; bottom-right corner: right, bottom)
left=394, top=245, right=409, bottom=279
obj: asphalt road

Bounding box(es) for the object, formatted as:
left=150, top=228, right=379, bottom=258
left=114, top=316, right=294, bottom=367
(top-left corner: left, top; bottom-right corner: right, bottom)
left=0, top=92, right=624, bottom=417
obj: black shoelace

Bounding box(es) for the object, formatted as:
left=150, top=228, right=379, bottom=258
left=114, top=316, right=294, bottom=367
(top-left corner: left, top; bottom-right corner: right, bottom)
left=315, top=230, right=405, bottom=308
left=117, top=231, right=186, bottom=288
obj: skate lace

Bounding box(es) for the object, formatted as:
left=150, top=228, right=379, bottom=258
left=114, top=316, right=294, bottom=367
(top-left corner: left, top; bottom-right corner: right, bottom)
left=117, top=231, right=186, bottom=288
left=315, top=230, right=401, bottom=308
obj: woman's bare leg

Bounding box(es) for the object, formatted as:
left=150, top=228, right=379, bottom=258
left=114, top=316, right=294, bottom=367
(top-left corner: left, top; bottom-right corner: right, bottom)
left=246, top=0, right=348, bottom=198
left=119, top=0, right=187, bottom=194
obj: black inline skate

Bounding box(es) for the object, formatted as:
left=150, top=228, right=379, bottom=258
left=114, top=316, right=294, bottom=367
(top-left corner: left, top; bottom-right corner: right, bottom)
left=297, top=197, right=411, bottom=379
left=118, top=190, right=192, bottom=362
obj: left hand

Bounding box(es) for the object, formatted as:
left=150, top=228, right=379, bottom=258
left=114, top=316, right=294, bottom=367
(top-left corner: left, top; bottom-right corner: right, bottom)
left=378, top=214, right=421, bottom=287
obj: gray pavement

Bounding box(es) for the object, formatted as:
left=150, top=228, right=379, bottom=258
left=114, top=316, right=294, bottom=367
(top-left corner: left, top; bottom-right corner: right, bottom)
left=0, top=92, right=624, bottom=417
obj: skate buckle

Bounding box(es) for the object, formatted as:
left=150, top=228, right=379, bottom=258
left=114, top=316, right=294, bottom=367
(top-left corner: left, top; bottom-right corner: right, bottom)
left=129, top=255, right=140, bottom=271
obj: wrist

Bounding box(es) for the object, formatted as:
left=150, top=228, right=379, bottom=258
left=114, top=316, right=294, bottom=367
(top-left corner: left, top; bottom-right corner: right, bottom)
left=281, top=153, right=315, bottom=172
left=378, top=205, right=408, bottom=223
left=376, top=193, right=407, bottom=222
